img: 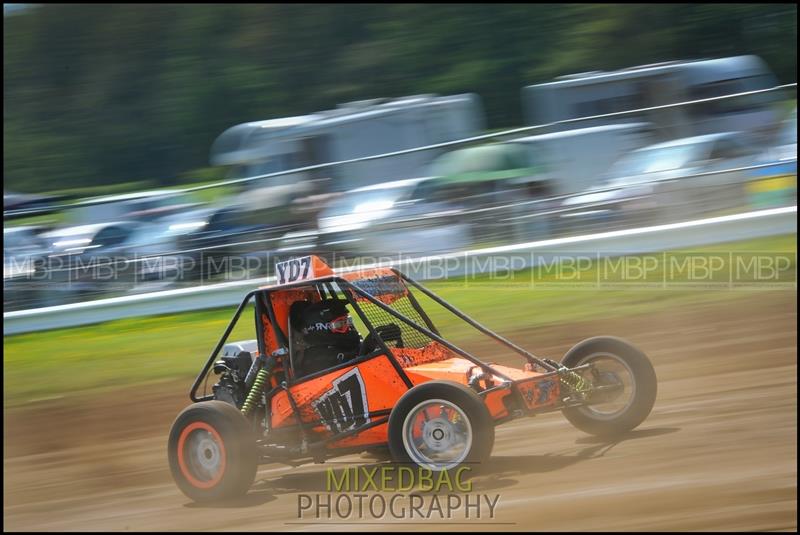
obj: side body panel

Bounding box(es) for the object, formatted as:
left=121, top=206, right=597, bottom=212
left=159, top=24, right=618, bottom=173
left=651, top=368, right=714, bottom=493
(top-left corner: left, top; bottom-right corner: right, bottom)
left=269, top=353, right=408, bottom=447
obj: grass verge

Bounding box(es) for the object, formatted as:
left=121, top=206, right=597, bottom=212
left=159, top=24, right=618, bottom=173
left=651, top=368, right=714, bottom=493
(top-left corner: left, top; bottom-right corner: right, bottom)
left=3, top=234, right=795, bottom=406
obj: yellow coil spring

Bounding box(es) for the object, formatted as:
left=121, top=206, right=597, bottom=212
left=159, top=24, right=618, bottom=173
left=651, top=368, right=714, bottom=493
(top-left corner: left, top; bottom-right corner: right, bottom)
left=241, top=368, right=269, bottom=416
left=560, top=369, right=592, bottom=393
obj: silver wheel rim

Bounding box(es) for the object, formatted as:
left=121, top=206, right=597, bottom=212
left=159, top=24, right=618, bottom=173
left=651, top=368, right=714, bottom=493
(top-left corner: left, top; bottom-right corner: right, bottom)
left=401, top=398, right=473, bottom=471
left=185, top=429, right=223, bottom=481
left=576, top=352, right=636, bottom=420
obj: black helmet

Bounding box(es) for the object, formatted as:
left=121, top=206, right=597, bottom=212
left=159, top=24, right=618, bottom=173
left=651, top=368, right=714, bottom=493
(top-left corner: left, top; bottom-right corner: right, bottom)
left=290, top=299, right=361, bottom=375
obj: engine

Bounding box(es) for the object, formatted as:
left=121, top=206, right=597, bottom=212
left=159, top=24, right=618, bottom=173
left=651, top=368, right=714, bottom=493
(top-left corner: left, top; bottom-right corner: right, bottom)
left=212, top=341, right=258, bottom=408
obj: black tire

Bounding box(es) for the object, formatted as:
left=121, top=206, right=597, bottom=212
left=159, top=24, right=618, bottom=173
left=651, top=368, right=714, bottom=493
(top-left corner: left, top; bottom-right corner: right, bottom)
left=388, top=380, right=495, bottom=472
left=168, top=400, right=258, bottom=502
left=561, top=336, right=657, bottom=437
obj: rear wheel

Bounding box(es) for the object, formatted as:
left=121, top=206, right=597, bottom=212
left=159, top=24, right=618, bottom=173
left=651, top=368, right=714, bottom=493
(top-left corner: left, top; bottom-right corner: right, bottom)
left=561, top=336, right=657, bottom=437
left=168, top=401, right=258, bottom=502
left=388, top=381, right=494, bottom=472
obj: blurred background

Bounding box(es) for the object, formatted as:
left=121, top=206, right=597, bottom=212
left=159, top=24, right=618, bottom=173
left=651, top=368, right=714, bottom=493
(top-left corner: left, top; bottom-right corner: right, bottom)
left=3, top=4, right=797, bottom=313
left=3, top=5, right=797, bottom=531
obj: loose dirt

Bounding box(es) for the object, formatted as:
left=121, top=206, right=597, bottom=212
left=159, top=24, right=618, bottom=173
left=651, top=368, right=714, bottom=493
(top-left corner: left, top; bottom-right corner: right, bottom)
left=4, top=292, right=796, bottom=531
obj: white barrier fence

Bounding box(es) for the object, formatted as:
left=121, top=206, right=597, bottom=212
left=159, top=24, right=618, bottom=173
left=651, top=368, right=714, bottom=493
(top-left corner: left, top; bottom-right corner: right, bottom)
left=4, top=205, right=796, bottom=336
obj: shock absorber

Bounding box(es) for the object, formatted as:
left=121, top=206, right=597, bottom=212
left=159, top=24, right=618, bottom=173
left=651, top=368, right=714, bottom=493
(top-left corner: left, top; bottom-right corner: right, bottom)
left=241, top=352, right=279, bottom=416
left=559, top=368, right=592, bottom=394
left=543, top=358, right=593, bottom=394
left=241, top=368, right=269, bottom=416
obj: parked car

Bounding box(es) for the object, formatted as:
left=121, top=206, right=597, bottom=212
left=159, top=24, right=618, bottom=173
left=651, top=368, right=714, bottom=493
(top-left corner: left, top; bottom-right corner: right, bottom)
left=560, top=131, right=764, bottom=230
left=38, top=221, right=144, bottom=303
left=314, top=144, right=559, bottom=257
left=315, top=177, right=435, bottom=253
left=3, top=226, right=51, bottom=310
left=63, top=190, right=201, bottom=225
left=175, top=186, right=315, bottom=282
left=117, top=208, right=219, bottom=290
left=38, top=210, right=223, bottom=299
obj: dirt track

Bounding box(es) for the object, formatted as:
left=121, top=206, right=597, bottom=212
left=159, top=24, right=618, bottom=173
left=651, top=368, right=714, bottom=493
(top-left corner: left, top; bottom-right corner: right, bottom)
left=4, top=292, right=797, bottom=531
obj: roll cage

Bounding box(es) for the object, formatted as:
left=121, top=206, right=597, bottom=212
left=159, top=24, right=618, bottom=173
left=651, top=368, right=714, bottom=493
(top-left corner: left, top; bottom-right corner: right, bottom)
left=188, top=267, right=564, bottom=455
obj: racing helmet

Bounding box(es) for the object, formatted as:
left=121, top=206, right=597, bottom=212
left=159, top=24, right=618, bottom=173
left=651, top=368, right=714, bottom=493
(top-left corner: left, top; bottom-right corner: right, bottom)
left=290, top=299, right=361, bottom=376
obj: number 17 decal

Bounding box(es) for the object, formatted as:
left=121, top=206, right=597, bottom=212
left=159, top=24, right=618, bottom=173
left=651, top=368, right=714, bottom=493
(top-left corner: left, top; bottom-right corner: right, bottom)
left=313, top=368, right=370, bottom=433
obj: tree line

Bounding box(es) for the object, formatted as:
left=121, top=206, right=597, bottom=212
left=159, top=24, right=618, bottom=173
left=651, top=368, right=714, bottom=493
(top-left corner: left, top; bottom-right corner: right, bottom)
left=3, top=4, right=796, bottom=193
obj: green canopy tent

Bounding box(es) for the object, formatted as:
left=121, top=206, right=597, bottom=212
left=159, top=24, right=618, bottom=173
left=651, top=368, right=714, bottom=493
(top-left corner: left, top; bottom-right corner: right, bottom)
left=413, top=143, right=555, bottom=243
left=427, top=143, right=546, bottom=185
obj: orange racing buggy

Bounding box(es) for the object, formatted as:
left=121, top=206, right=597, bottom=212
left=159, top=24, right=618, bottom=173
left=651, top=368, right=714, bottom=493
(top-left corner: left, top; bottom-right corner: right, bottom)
left=168, top=256, right=657, bottom=502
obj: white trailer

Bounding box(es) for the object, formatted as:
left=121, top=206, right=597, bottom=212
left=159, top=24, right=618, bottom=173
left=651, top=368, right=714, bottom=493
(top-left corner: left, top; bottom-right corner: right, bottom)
left=523, top=55, right=784, bottom=143
left=210, top=94, right=485, bottom=192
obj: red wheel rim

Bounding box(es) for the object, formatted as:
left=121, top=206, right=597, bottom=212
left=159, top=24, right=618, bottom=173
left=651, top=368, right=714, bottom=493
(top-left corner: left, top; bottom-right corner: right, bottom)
left=177, top=421, right=227, bottom=489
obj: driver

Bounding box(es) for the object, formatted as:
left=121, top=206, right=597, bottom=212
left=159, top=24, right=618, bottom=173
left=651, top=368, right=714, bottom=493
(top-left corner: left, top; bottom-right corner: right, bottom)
left=290, top=299, right=361, bottom=377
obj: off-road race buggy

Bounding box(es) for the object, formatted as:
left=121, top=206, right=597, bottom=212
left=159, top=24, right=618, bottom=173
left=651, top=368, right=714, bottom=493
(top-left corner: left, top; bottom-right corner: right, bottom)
left=168, top=255, right=657, bottom=502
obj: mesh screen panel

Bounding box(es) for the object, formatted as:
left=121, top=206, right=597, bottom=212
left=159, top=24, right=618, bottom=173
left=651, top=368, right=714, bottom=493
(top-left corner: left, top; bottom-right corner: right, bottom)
left=355, top=295, right=434, bottom=349
left=343, top=273, right=435, bottom=350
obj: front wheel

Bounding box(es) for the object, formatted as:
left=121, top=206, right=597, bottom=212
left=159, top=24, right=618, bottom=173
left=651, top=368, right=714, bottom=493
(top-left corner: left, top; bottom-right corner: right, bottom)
left=168, top=401, right=258, bottom=502
left=561, top=336, right=657, bottom=437
left=388, top=380, right=495, bottom=472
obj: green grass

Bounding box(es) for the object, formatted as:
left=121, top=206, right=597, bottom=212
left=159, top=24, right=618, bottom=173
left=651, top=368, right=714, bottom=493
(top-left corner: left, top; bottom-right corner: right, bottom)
left=417, top=234, right=796, bottom=335
left=3, top=234, right=795, bottom=406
